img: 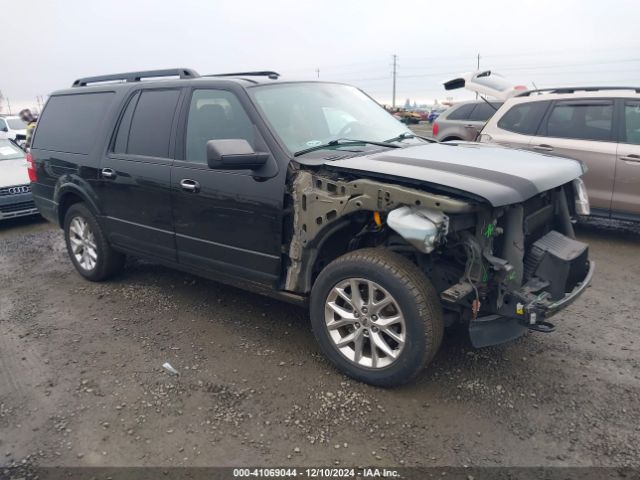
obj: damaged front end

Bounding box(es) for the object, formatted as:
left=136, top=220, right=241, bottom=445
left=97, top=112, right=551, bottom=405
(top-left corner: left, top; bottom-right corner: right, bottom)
left=285, top=169, right=593, bottom=348
left=434, top=185, right=594, bottom=348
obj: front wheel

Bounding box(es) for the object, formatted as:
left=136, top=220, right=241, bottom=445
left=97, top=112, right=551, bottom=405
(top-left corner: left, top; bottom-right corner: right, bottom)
left=310, top=249, right=443, bottom=387
left=64, top=203, right=125, bottom=281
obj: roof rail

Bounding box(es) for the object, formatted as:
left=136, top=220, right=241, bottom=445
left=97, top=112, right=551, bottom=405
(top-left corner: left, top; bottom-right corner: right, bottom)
left=517, top=86, right=640, bottom=97
left=72, top=68, right=200, bottom=87
left=207, top=71, right=281, bottom=80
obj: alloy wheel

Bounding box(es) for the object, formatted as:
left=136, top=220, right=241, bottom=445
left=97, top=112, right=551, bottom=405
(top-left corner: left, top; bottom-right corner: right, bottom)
left=324, top=278, right=406, bottom=369
left=68, top=216, right=98, bottom=271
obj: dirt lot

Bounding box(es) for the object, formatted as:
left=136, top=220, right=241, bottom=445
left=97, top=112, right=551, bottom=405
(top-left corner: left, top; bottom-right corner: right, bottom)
left=1, top=214, right=639, bottom=471
left=408, top=122, right=434, bottom=139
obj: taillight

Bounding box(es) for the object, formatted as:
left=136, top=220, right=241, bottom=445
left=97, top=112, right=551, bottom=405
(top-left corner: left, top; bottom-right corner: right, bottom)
left=26, top=152, right=37, bottom=182
left=432, top=122, right=439, bottom=136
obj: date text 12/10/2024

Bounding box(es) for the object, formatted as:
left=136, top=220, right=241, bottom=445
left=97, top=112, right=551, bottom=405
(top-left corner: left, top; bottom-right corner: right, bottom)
left=233, top=468, right=401, bottom=478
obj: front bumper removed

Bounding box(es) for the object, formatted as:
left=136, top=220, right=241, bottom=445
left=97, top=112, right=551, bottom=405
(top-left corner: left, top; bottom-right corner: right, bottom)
left=469, top=260, right=594, bottom=348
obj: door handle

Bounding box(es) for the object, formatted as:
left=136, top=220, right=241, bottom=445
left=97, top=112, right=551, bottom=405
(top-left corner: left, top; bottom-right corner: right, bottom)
left=620, top=154, right=640, bottom=163
left=533, top=144, right=554, bottom=152
left=464, top=124, right=477, bottom=128
left=180, top=179, right=200, bottom=192
left=101, top=168, right=116, bottom=179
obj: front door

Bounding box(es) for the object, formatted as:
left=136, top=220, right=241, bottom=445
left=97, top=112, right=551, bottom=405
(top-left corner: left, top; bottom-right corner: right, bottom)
left=170, top=88, right=283, bottom=286
left=98, top=88, right=182, bottom=261
left=531, top=99, right=617, bottom=217
left=612, top=100, right=640, bottom=219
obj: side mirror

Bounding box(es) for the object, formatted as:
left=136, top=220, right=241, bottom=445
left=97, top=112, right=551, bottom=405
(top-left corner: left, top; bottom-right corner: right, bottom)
left=206, top=139, right=269, bottom=170
left=0, top=127, right=8, bottom=133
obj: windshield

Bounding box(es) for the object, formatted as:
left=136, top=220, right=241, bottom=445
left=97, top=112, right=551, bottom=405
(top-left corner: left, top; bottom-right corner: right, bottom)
left=249, top=83, right=414, bottom=154
left=0, top=140, right=25, bottom=160
left=6, top=118, right=26, bottom=130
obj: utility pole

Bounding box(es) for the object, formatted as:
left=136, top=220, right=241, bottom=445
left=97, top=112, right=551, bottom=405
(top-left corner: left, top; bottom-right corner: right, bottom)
left=476, top=53, right=480, bottom=99
left=392, top=54, right=397, bottom=109
left=315, top=68, right=320, bottom=79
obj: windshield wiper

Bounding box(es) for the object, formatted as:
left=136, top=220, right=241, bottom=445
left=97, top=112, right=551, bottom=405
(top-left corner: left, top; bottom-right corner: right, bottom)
left=385, top=132, right=436, bottom=143
left=293, top=138, right=400, bottom=157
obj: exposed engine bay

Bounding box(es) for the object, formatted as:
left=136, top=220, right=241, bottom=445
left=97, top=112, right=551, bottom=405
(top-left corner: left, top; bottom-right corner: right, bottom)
left=284, top=168, right=594, bottom=347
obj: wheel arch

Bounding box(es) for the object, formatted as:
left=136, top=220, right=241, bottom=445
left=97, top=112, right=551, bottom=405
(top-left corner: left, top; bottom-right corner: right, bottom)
left=55, top=182, right=102, bottom=228
left=297, top=215, right=367, bottom=294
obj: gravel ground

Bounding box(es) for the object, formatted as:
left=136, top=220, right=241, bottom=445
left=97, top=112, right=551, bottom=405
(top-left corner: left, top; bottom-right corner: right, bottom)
left=0, top=214, right=639, bottom=470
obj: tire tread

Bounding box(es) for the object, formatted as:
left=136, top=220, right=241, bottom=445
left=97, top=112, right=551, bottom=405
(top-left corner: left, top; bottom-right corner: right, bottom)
left=311, top=247, right=444, bottom=386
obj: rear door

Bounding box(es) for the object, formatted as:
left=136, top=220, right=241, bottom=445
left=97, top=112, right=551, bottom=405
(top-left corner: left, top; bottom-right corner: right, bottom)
left=97, top=88, right=183, bottom=261
left=170, top=87, right=283, bottom=286
left=443, top=70, right=525, bottom=100
left=438, top=103, right=475, bottom=141
left=612, top=99, right=640, bottom=219
left=464, top=101, right=502, bottom=140
left=532, top=99, right=617, bottom=216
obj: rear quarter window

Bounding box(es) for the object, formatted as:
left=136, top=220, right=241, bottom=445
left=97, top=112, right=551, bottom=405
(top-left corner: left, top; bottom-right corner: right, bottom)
left=32, top=92, right=114, bottom=154
left=497, top=101, right=549, bottom=135
left=468, top=102, right=502, bottom=122
left=446, top=103, right=475, bottom=121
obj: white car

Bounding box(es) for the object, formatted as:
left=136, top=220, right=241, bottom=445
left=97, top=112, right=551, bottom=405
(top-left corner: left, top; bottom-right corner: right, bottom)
left=0, top=138, right=38, bottom=220
left=0, top=115, right=27, bottom=145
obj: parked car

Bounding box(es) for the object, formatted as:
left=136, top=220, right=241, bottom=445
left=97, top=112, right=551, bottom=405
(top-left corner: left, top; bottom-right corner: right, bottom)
left=397, top=110, right=421, bottom=124
left=30, top=69, right=593, bottom=386
left=433, top=100, right=503, bottom=142
left=480, top=87, right=640, bottom=221
left=415, top=109, right=429, bottom=121
left=0, top=138, right=38, bottom=220
left=0, top=115, right=27, bottom=145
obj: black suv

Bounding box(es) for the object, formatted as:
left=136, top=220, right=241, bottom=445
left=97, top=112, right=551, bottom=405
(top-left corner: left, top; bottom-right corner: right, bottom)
left=30, top=68, right=594, bottom=386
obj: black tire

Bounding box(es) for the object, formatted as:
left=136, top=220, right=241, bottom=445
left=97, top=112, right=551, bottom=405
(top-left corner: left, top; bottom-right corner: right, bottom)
left=310, top=248, right=444, bottom=387
left=63, top=203, right=125, bottom=281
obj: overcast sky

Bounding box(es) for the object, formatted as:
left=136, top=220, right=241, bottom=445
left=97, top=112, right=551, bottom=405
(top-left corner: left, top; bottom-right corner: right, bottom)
left=2, top=0, right=640, bottom=113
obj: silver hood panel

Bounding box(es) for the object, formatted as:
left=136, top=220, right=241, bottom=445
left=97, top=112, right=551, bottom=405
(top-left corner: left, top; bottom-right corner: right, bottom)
left=325, top=142, right=584, bottom=207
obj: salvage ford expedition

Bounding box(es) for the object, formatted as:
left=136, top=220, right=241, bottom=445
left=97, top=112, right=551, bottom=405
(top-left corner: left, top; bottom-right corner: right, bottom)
left=29, top=68, right=594, bottom=386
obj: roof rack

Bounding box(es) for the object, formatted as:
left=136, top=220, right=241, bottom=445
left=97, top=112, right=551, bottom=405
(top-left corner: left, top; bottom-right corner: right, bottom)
left=517, top=86, right=640, bottom=97
left=206, top=71, right=281, bottom=80
left=72, top=68, right=200, bottom=87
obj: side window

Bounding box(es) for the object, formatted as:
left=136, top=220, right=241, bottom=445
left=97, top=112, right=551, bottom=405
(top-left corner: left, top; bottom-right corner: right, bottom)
left=185, top=89, right=255, bottom=163
left=0, top=119, right=6, bottom=131
left=468, top=102, right=502, bottom=122
left=545, top=101, right=613, bottom=141
left=31, top=92, right=114, bottom=153
left=125, top=89, right=181, bottom=158
left=497, top=101, right=548, bottom=135
left=447, top=103, right=475, bottom=121
left=623, top=101, right=640, bottom=145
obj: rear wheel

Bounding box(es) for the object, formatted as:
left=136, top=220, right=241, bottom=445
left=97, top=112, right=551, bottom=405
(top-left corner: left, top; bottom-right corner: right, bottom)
left=64, top=203, right=124, bottom=281
left=310, top=248, right=443, bottom=387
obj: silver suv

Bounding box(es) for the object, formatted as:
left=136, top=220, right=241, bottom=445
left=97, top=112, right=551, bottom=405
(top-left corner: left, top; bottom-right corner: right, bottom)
left=480, top=87, right=640, bottom=221
left=434, top=100, right=502, bottom=142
